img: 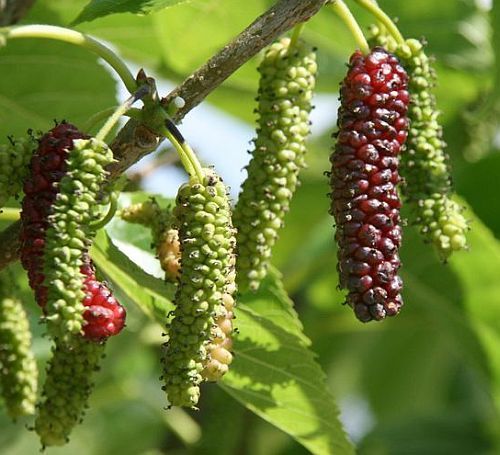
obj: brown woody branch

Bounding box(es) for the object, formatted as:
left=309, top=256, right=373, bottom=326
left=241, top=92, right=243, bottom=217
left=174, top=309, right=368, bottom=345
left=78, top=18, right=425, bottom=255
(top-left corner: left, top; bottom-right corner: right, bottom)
left=0, top=0, right=327, bottom=270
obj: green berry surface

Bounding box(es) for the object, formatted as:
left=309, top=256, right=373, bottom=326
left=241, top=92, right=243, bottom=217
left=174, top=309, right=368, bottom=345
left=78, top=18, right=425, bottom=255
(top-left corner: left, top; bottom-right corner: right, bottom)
left=233, top=37, right=317, bottom=291
left=0, top=136, right=35, bottom=208
left=161, top=168, right=236, bottom=408
left=35, top=337, right=104, bottom=447
left=0, top=269, right=38, bottom=419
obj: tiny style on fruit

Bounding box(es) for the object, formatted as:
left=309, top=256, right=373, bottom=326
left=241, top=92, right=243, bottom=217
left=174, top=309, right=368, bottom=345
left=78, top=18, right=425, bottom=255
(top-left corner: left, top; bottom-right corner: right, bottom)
left=0, top=0, right=474, bottom=451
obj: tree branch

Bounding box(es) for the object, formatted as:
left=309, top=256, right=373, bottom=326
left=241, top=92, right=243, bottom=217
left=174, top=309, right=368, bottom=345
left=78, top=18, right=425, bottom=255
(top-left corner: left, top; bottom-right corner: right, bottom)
left=0, top=0, right=36, bottom=25
left=162, top=0, right=328, bottom=119
left=0, top=0, right=327, bottom=270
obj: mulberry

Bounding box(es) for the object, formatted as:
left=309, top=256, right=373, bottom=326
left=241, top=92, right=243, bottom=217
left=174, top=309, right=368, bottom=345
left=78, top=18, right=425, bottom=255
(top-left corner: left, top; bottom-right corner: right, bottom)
left=0, top=268, right=38, bottom=419
left=0, top=136, right=35, bottom=208
left=120, top=199, right=180, bottom=281
left=161, top=168, right=236, bottom=408
left=370, top=28, right=468, bottom=259
left=34, top=337, right=104, bottom=447
left=233, top=37, right=317, bottom=292
left=19, top=123, right=125, bottom=341
left=329, top=48, right=409, bottom=322
left=121, top=199, right=235, bottom=382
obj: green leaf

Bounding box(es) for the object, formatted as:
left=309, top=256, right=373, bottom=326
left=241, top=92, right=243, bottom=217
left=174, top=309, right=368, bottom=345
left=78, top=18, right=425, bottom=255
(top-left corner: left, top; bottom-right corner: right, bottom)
left=92, top=230, right=175, bottom=322
left=73, top=0, right=195, bottom=24
left=97, top=226, right=354, bottom=455
left=0, top=39, right=117, bottom=139
left=449, top=206, right=500, bottom=413
left=221, top=300, right=354, bottom=455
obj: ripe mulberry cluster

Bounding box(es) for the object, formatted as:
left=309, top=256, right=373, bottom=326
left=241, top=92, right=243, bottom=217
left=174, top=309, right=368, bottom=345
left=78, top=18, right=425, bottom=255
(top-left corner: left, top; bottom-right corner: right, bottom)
left=35, top=337, right=104, bottom=447
left=19, top=123, right=125, bottom=341
left=371, top=27, right=468, bottom=260
left=0, top=268, right=38, bottom=419
left=0, top=136, right=35, bottom=208
left=329, top=48, right=409, bottom=322
left=234, top=37, right=317, bottom=292
left=161, top=168, right=236, bottom=408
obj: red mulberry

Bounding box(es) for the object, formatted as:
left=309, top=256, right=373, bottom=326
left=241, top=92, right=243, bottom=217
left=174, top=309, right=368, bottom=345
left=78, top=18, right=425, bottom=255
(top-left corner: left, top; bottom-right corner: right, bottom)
left=329, top=48, right=409, bottom=322
left=19, top=123, right=125, bottom=341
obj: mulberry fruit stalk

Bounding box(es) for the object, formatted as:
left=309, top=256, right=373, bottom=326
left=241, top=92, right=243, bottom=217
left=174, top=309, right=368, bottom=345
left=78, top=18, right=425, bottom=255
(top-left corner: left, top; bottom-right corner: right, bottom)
left=370, top=27, right=468, bottom=259
left=329, top=47, right=409, bottom=322
left=233, top=37, right=317, bottom=292
left=19, top=123, right=125, bottom=341
left=34, top=337, right=104, bottom=447
left=0, top=267, right=38, bottom=419
left=161, top=168, right=236, bottom=407
left=0, top=136, right=35, bottom=208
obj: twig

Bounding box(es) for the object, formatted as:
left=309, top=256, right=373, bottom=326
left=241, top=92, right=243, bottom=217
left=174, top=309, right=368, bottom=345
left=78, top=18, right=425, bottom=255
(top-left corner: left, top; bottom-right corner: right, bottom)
left=162, top=0, right=328, bottom=119
left=0, top=0, right=328, bottom=270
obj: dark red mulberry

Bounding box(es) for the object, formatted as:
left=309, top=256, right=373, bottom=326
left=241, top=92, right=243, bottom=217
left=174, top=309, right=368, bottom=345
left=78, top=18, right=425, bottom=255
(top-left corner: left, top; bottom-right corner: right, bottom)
left=19, top=122, right=125, bottom=341
left=329, top=48, right=409, bottom=322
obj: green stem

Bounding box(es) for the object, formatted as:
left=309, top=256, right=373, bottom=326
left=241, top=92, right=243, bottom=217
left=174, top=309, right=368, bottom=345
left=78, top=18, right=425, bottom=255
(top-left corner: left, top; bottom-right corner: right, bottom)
left=289, top=23, right=304, bottom=49
left=181, top=141, right=204, bottom=182
left=162, top=128, right=195, bottom=179
left=90, top=192, right=118, bottom=230
left=0, top=25, right=137, bottom=93
left=0, top=207, right=20, bottom=221
left=353, top=0, right=405, bottom=45
left=331, top=0, right=369, bottom=54
left=162, top=120, right=203, bottom=181
left=95, top=87, right=149, bottom=142
left=83, top=107, right=118, bottom=134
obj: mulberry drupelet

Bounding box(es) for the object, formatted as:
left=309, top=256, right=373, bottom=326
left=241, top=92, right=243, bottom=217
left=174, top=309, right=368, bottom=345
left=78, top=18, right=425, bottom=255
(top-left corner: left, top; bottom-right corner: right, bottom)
left=329, top=47, right=409, bottom=322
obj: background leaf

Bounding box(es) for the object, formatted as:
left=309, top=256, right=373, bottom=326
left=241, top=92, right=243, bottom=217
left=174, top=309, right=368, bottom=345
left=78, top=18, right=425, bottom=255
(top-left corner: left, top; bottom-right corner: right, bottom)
left=73, top=0, right=197, bottom=25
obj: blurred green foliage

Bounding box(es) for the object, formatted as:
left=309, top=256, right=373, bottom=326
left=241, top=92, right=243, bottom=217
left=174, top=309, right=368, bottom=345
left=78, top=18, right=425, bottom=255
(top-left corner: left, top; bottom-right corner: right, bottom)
left=1, top=0, right=500, bottom=453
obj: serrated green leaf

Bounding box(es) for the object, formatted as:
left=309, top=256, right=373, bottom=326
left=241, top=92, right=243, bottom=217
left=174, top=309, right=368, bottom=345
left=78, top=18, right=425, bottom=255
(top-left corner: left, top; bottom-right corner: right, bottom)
left=98, top=223, right=354, bottom=454
left=449, top=207, right=500, bottom=414
left=222, top=301, right=354, bottom=455
left=73, top=0, right=195, bottom=25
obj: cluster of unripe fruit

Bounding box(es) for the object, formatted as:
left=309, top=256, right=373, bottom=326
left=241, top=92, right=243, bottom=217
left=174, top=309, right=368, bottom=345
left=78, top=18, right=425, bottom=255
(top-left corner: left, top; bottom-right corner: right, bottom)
left=0, top=14, right=468, bottom=449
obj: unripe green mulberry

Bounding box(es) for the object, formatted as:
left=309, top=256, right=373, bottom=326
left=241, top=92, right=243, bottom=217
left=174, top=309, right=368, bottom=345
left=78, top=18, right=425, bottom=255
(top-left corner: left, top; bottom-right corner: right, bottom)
left=161, top=168, right=236, bottom=408
left=233, top=37, right=317, bottom=292
left=35, top=337, right=104, bottom=447
left=0, top=268, right=38, bottom=419
left=42, top=138, right=115, bottom=340
left=120, top=200, right=180, bottom=281
left=201, top=265, right=236, bottom=382
left=0, top=136, right=35, bottom=208
left=371, top=27, right=468, bottom=260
